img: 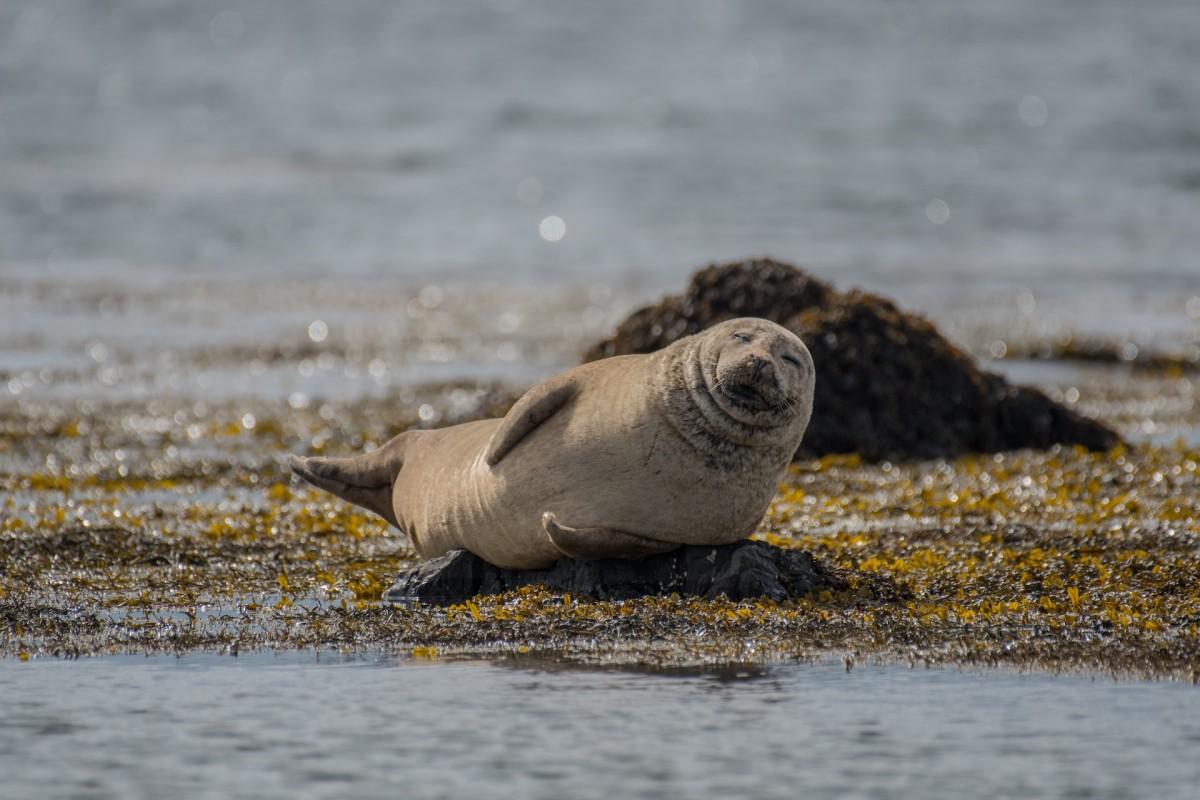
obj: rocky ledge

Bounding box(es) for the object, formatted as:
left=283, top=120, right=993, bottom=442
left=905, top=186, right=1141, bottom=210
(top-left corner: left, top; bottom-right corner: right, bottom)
left=383, top=540, right=844, bottom=606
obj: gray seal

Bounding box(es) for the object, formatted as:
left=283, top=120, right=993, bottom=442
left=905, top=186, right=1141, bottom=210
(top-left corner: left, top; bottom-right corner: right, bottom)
left=290, top=317, right=815, bottom=569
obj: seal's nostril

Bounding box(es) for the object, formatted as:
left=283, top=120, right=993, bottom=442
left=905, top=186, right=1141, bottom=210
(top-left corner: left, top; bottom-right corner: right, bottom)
left=749, top=355, right=775, bottom=384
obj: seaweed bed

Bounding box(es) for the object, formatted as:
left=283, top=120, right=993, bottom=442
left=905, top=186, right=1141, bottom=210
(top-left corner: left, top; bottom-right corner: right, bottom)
left=2, top=387, right=1198, bottom=680
left=1, top=262, right=1197, bottom=678
left=584, top=258, right=1119, bottom=460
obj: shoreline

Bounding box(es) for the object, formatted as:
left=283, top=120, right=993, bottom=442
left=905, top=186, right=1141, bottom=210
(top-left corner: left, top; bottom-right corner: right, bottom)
left=4, top=381, right=1198, bottom=680
left=3, top=260, right=1197, bottom=681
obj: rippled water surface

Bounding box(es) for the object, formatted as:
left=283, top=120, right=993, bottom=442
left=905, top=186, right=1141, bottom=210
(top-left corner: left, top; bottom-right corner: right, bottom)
left=2, top=655, right=1199, bottom=800
left=2, top=0, right=1199, bottom=399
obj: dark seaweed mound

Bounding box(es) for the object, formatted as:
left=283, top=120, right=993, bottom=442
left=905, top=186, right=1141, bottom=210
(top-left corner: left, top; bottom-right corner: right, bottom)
left=584, top=258, right=1118, bottom=461
left=584, top=258, right=836, bottom=361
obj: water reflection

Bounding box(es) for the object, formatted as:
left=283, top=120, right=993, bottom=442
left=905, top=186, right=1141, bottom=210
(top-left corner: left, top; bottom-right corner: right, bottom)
left=486, top=653, right=775, bottom=683
left=2, top=655, right=1198, bottom=799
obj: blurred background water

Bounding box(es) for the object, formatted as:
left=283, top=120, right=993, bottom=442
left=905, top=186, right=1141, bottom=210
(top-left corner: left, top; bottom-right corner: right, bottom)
left=1, top=0, right=1198, bottom=399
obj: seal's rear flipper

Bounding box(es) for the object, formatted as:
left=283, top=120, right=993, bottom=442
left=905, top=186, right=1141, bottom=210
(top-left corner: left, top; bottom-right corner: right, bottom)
left=542, top=512, right=678, bottom=560
left=288, top=433, right=410, bottom=527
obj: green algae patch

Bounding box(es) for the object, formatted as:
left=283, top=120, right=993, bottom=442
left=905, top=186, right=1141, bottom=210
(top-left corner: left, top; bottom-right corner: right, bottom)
left=1, top=395, right=1199, bottom=680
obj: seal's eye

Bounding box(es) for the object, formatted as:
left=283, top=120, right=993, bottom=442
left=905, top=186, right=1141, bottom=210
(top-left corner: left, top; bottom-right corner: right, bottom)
left=782, top=354, right=802, bottom=368
left=732, top=332, right=752, bottom=343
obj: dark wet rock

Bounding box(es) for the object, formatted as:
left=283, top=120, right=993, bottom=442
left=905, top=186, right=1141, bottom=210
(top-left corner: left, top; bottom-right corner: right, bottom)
left=382, top=541, right=843, bottom=606
left=584, top=258, right=1119, bottom=461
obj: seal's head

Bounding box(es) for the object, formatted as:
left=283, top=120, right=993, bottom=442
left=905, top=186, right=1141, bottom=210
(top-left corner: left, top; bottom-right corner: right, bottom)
left=698, top=318, right=815, bottom=432
left=659, top=317, right=815, bottom=456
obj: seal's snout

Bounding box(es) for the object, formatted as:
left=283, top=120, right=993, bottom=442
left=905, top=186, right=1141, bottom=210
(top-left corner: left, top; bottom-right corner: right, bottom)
left=749, top=353, right=772, bottom=383
left=721, top=355, right=783, bottom=412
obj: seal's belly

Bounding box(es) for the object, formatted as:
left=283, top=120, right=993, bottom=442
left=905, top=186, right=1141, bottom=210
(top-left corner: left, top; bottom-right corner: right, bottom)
left=530, top=390, right=783, bottom=541
left=519, top=423, right=780, bottom=545
left=393, top=391, right=785, bottom=569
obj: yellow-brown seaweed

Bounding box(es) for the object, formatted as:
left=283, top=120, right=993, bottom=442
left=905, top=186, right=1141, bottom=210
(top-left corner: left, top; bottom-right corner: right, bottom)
left=2, top=390, right=1197, bottom=680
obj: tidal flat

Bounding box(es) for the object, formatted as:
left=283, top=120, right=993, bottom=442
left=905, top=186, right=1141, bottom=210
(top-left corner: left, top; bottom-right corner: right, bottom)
left=3, top=368, right=1198, bottom=681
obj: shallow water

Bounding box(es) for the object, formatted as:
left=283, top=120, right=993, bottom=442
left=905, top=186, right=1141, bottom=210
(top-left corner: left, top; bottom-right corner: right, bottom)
left=2, top=655, right=1198, bottom=800
left=2, top=0, right=1199, bottom=401
left=4, top=0, right=1199, bottom=289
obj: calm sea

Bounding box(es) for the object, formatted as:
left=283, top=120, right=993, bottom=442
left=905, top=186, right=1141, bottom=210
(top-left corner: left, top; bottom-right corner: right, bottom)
left=1, top=0, right=1198, bottom=395
left=3, top=655, right=1199, bottom=800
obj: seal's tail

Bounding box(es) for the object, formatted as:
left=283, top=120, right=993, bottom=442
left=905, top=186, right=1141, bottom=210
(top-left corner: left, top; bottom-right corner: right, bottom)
left=288, top=432, right=410, bottom=527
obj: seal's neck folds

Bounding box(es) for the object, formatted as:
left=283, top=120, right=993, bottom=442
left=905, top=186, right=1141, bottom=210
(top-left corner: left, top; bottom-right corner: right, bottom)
left=653, top=339, right=801, bottom=468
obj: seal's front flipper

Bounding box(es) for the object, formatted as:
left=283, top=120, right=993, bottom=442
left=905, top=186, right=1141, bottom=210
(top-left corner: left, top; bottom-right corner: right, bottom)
left=486, top=376, right=576, bottom=467
left=542, top=512, right=678, bottom=561
left=288, top=433, right=410, bottom=527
